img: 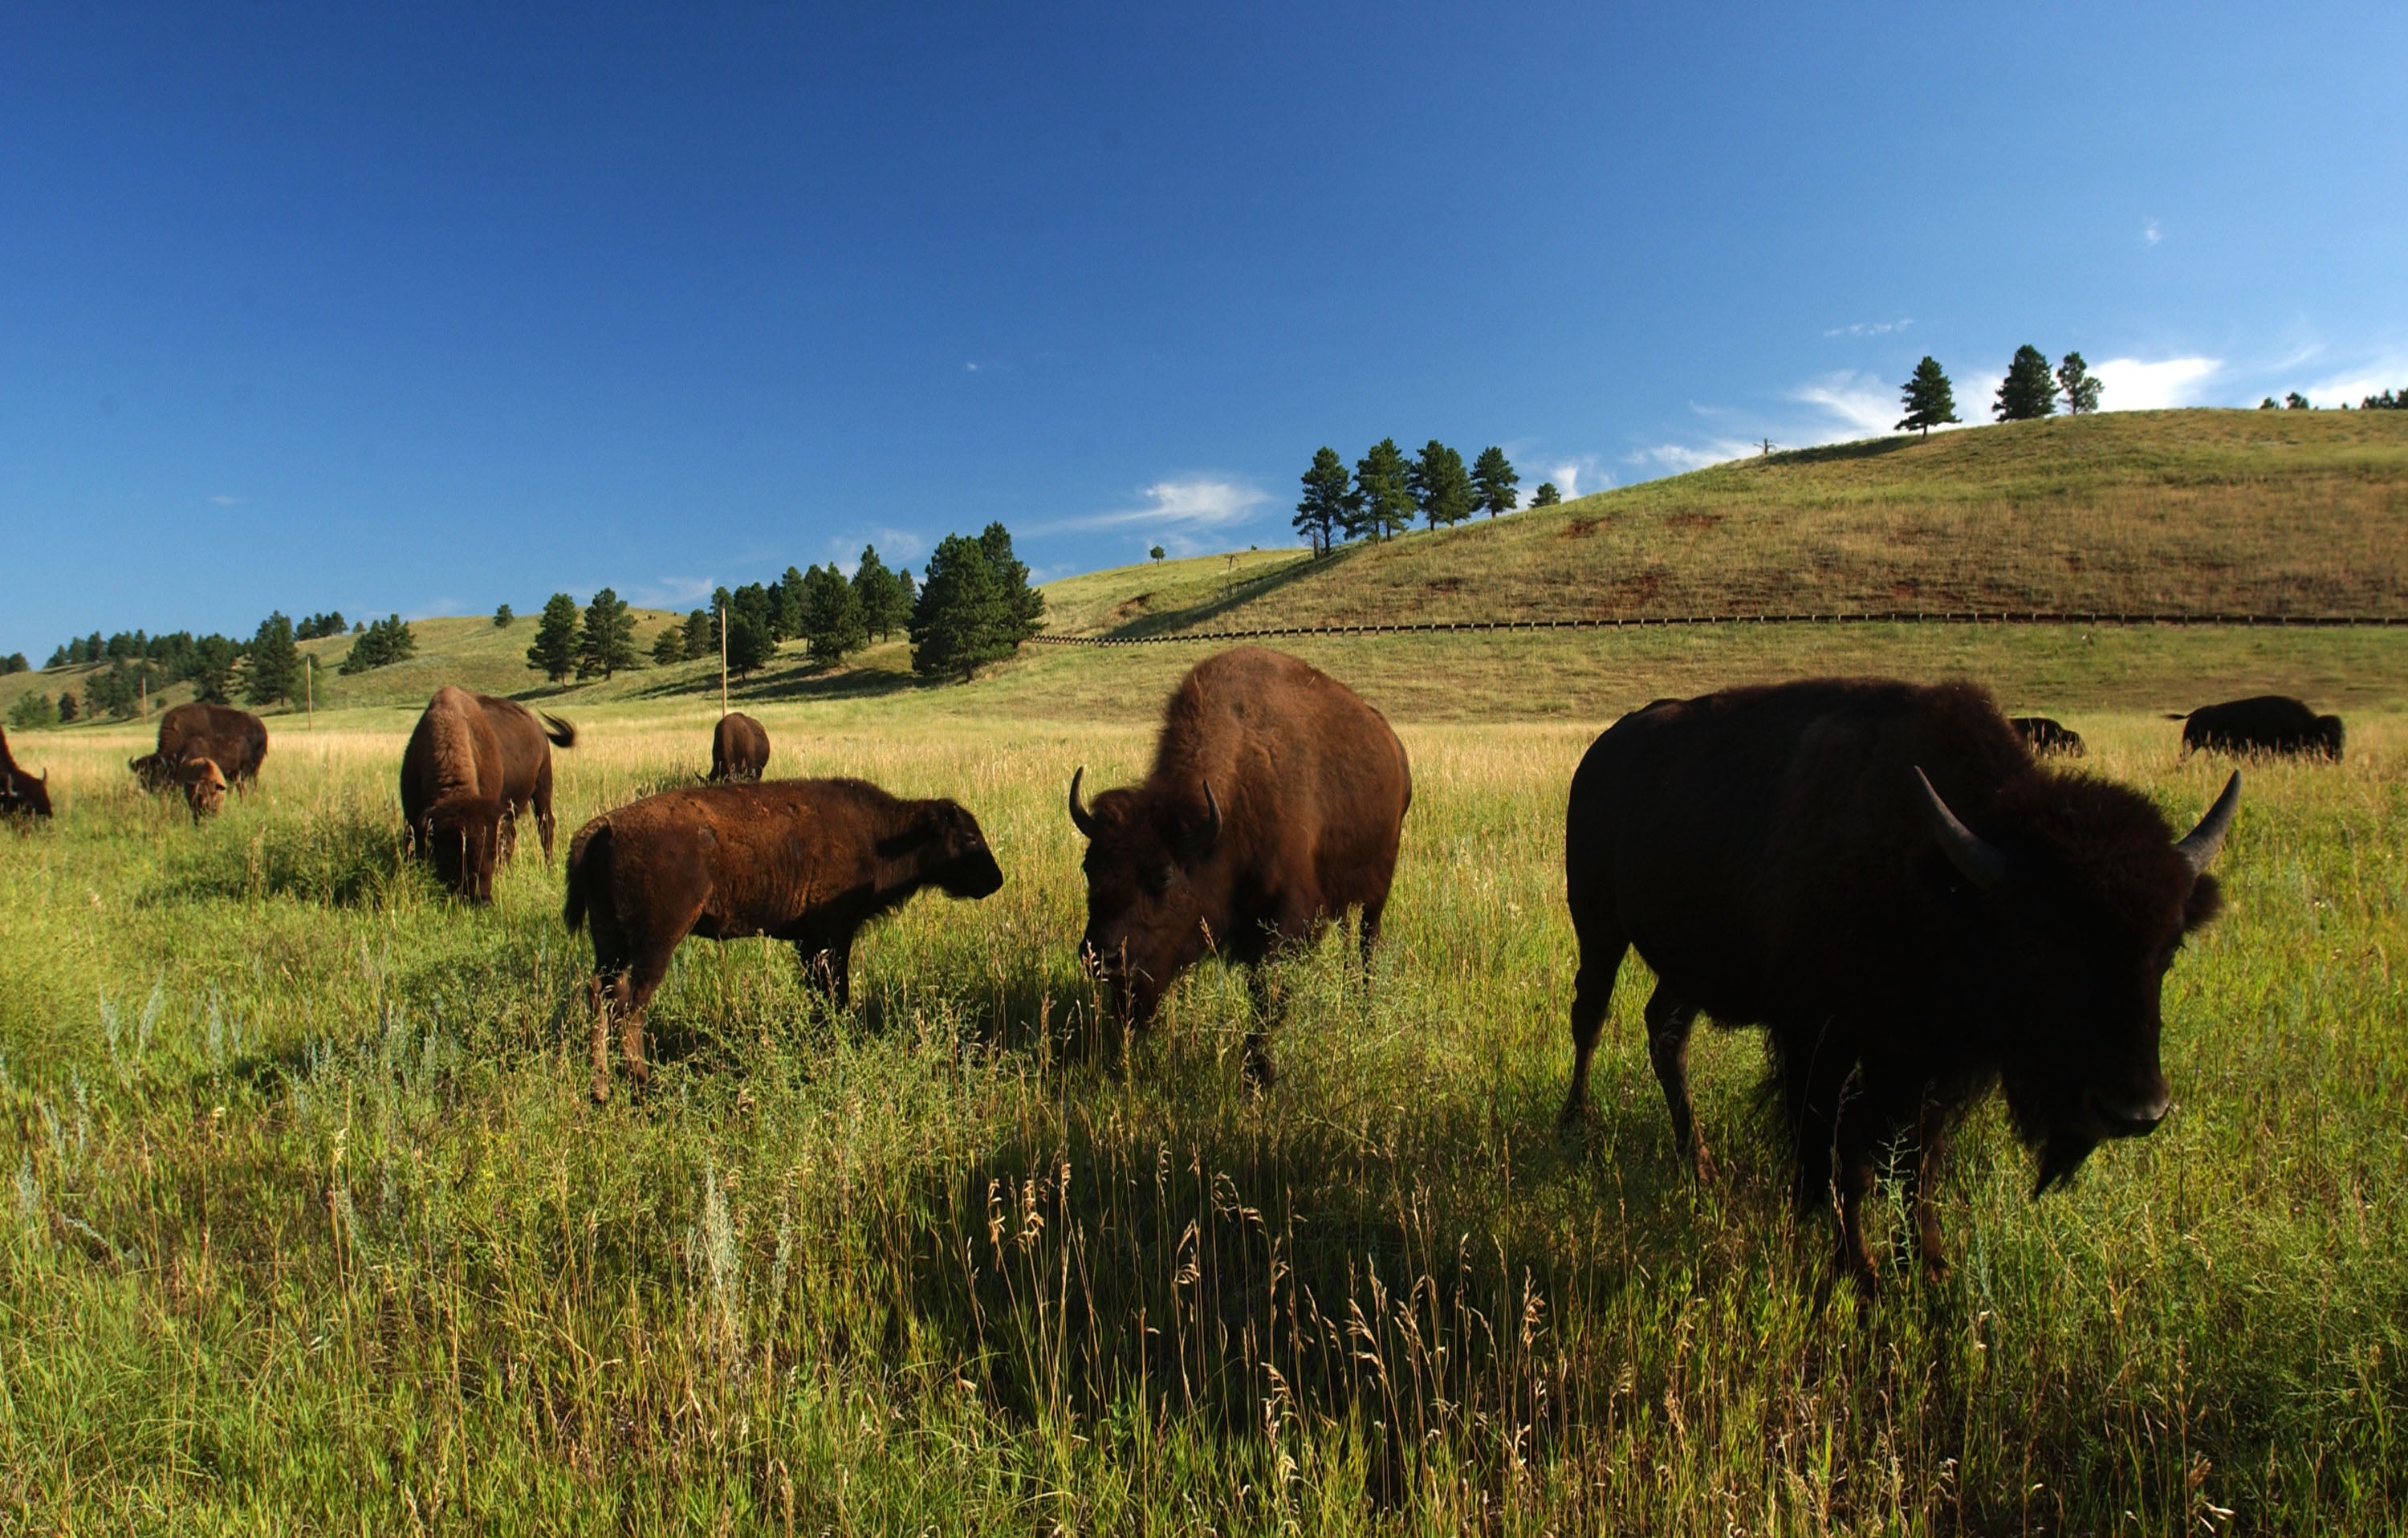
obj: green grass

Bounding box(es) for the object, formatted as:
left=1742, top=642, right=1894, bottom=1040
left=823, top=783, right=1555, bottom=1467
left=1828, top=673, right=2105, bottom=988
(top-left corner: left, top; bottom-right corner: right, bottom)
left=3, top=677, right=2403, bottom=1532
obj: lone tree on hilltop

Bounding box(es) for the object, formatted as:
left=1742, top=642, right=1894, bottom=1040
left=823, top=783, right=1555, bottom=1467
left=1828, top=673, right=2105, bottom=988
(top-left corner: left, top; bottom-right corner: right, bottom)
left=1472, top=446, right=1519, bottom=517
left=1294, top=446, right=1356, bottom=556
left=1350, top=438, right=1417, bottom=541
left=576, top=588, right=640, bottom=680
left=527, top=593, right=580, bottom=683
left=2285, top=392, right=2311, bottom=409
left=1897, top=356, right=1962, bottom=437
left=244, top=612, right=300, bottom=707
left=1995, top=345, right=2059, bottom=421
left=1149, top=544, right=1165, bottom=562
left=803, top=563, right=867, bottom=662
left=1410, top=441, right=1475, bottom=530
left=2056, top=352, right=2102, bottom=415
left=492, top=603, right=513, bottom=627
left=1530, top=482, right=1561, bottom=507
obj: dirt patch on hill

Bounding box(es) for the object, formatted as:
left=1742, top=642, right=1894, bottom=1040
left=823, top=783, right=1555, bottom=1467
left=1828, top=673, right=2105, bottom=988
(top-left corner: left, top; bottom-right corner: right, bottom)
left=1666, top=512, right=1724, bottom=531
left=1560, top=517, right=1603, bottom=540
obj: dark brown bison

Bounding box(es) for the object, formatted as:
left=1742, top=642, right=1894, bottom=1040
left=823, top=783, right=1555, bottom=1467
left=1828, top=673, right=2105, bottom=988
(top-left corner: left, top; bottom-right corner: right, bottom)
left=132, top=702, right=268, bottom=791
left=2178, top=695, right=2343, bottom=759
left=1068, top=648, right=1412, bottom=1084
left=178, top=757, right=228, bottom=821
left=1562, top=678, right=2239, bottom=1293
left=0, top=726, right=51, bottom=822
left=563, top=778, right=1004, bottom=1102
left=398, top=686, right=576, bottom=898
left=709, top=712, right=771, bottom=782
left=2008, top=715, right=2085, bottom=756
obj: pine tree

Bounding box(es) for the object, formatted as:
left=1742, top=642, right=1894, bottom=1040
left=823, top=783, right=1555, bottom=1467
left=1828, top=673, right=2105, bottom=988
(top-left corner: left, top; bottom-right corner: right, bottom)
left=576, top=588, right=640, bottom=680
left=684, top=607, right=717, bottom=661
left=186, top=636, right=240, bottom=702
left=340, top=615, right=417, bottom=675
left=1409, top=441, right=1475, bottom=529
left=6, top=693, right=54, bottom=730
left=2285, top=392, right=2310, bottom=409
left=1530, top=482, right=1562, bottom=507
left=649, top=624, right=686, bottom=665
left=243, top=612, right=300, bottom=707
left=910, top=534, right=1015, bottom=680
left=2056, top=352, right=2102, bottom=415
left=1896, top=357, right=1962, bottom=437
left=56, top=691, right=79, bottom=723
left=1994, top=345, right=2059, bottom=421
left=802, top=564, right=867, bottom=662
left=492, top=603, right=514, bottom=627
left=1472, top=446, right=1519, bottom=517
left=527, top=593, right=580, bottom=682
left=1350, top=439, right=1416, bottom=541
left=1149, top=545, right=1165, bottom=562
left=978, top=523, right=1047, bottom=643
left=852, top=546, right=913, bottom=641
left=1293, top=446, right=1357, bottom=555
left=774, top=567, right=810, bottom=641
left=723, top=613, right=775, bottom=678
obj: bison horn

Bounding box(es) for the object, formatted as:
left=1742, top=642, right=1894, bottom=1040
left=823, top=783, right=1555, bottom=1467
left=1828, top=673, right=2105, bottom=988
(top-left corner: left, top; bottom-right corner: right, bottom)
left=1912, top=767, right=2009, bottom=891
left=2174, top=771, right=2241, bottom=873
left=1193, top=779, right=1223, bottom=855
left=1068, top=767, right=1097, bottom=838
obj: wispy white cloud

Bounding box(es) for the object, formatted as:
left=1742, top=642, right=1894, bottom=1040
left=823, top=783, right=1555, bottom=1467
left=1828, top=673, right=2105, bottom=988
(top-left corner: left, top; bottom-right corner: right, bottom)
left=2304, top=352, right=2408, bottom=408
left=2091, top=356, right=2223, bottom=410
left=1543, top=455, right=1610, bottom=499
left=1788, top=371, right=1895, bottom=437
left=1627, top=440, right=1759, bottom=474
left=209, top=494, right=239, bottom=506
left=1033, top=477, right=1271, bottom=537
left=1824, top=318, right=1911, bottom=338
left=629, top=576, right=720, bottom=609
left=825, top=527, right=925, bottom=572
left=2142, top=219, right=2162, bottom=246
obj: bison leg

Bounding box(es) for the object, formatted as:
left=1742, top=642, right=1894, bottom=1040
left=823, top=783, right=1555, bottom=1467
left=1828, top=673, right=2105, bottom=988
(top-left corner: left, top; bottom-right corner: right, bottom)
left=1560, top=926, right=1628, bottom=1128
left=796, top=932, right=855, bottom=1011
left=1356, top=899, right=1387, bottom=983
left=1643, top=986, right=1712, bottom=1181
left=533, top=762, right=557, bottom=864
left=1902, top=1095, right=1953, bottom=1283
left=587, top=970, right=625, bottom=1104
left=1827, top=1072, right=1885, bottom=1296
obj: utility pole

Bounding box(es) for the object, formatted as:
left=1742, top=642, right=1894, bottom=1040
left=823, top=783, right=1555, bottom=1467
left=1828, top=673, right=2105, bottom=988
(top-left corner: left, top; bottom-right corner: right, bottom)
left=305, top=654, right=315, bottom=730
left=718, top=601, right=729, bottom=716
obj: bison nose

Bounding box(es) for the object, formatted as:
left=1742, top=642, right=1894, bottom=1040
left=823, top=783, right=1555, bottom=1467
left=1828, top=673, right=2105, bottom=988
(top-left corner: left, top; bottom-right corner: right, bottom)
left=2092, top=1084, right=2171, bottom=1137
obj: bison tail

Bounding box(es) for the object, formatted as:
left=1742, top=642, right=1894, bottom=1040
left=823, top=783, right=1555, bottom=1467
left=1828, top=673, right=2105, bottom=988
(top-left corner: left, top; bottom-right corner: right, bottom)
left=2161, top=712, right=2190, bottom=721
left=541, top=713, right=577, bottom=749
left=563, top=819, right=608, bottom=934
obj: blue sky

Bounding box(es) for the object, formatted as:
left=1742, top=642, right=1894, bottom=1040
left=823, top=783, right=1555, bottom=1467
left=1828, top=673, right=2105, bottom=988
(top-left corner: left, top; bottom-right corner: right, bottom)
left=5, top=2, right=2402, bottom=655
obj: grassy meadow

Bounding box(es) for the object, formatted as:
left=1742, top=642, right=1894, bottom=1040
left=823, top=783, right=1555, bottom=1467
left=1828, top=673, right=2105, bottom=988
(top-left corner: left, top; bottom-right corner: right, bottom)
left=4, top=641, right=2405, bottom=1532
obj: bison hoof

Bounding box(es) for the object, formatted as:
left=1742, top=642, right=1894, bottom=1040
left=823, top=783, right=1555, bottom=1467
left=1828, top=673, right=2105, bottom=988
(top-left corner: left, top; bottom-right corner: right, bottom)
left=1689, top=1141, right=1719, bottom=1185
left=589, top=1070, right=613, bottom=1105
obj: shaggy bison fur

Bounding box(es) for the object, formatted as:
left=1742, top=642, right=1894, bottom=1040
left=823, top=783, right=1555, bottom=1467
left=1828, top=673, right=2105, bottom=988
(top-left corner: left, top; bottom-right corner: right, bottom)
left=178, top=757, right=227, bottom=820
left=398, top=686, right=576, bottom=898
left=563, top=778, right=1004, bottom=1101
left=709, top=713, right=771, bottom=782
left=1068, top=647, right=1411, bottom=1084
left=1563, top=678, right=2239, bottom=1292
left=2178, top=695, right=2344, bottom=759
left=0, top=726, right=50, bottom=823
left=132, top=702, right=268, bottom=792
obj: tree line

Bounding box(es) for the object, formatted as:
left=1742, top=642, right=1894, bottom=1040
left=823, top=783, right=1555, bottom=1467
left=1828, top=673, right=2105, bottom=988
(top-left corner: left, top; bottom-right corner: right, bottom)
left=1894, top=348, right=2103, bottom=436
left=1291, top=441, right=1548, bottom=556
left=8, top=605, right=403, bottom=728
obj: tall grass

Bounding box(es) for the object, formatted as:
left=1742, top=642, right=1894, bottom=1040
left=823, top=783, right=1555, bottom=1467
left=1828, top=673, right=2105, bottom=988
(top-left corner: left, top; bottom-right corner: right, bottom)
left=2, top=709, right=2402, bottom=1532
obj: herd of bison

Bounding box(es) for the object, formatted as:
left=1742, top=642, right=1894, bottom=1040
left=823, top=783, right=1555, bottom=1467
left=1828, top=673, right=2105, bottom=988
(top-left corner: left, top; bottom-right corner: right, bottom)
left=0, top=658, right=2359, bottom=1292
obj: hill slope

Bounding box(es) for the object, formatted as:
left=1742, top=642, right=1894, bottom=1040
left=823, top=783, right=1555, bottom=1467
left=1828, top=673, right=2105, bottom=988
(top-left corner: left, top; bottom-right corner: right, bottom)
left=1043, top=409, right=2408, bottom=637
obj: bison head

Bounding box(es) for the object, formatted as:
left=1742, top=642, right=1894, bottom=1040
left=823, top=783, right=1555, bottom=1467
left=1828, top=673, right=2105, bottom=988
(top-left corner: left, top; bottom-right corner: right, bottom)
left=897, top=799, right=1004, bottom=900
left=421, top=795, right=506, bottom=902
left=1068, top=766, right=1222, bottom=1028
left=130, top=753, right=176, bottom=792
left=1915, top=767, right=2240, bottom=1192
left=178, top=757, right=228, bottom=821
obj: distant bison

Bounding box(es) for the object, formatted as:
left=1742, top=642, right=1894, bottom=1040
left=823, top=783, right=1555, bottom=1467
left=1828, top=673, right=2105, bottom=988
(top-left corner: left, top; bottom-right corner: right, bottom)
left=709, top=712, right=771, bottom=782
left=0, top=726, right=51, bottom=823
left=2009, top=715, right=2085, bottom=756
left=564, top=778, right=1004, bottom=1101
left=2178, top=695, right=2344, bottom=759
left=399, top=686, right=576, bottom=898
left=1068, top=648, right=1411, bottom=1084
left=1563, top=678, right=2239, bottom=1292
left=178, top=757, right=228, bottom=821
left=132, top=702, right=268, bottom=792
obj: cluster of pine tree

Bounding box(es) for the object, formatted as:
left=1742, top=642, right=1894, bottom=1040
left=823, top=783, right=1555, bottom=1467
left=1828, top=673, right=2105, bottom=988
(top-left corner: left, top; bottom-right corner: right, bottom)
left=338, top=615, right=417, bottom=675
left=524, top=590, right=643, bottom=683
left=907, top=523, right=1045, bottom=680
left=32, top=623, right=298, bottom=713
left=295, top=612, right=352, bottom=641
left=1291, top=441, right=1531, bottom=555
left=630, top=545, right=921, bottom=681
left=1894, top=348, right=2101, bottom=437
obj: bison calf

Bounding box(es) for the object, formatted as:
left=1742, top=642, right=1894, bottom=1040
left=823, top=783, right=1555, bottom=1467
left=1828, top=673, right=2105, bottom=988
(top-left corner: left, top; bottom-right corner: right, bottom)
left=709, top=712, right=771, bottom=782
left=564, top=778, right=1004, bottom=1102
left=178, top=757, right=228, bottom=820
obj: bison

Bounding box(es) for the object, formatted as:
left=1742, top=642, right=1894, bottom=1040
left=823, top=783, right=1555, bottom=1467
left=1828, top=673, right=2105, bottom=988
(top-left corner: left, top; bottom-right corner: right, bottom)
left=563, top=778, right=1004, bottom=1102
left=177, top=757, right=228, bottom=821
left=709, top=712, right=771, bottom=782
left=0, top=726, right=51, bottom=823
left=2008, top=715, right=2085, bottom=756
left=1561, top=678, right=2239, bottom=1293
left=398, top=686, right=576, bottom=898
left=2178, top=694, right=2343, bottom=759
left=132, top=701, right=268, bottom=791
left=1068, top=648, right=1412, bottom=1085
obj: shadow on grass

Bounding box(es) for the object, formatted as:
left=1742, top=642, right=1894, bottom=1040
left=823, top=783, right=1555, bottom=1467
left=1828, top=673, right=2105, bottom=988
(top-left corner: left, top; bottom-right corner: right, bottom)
left=1759, top=436, right=1920, bottom=469
left=1097, top=548, right=1350, bottom=640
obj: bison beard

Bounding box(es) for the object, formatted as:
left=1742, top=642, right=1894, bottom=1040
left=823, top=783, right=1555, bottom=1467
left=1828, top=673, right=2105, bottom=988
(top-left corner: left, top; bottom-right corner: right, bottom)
left=1068, top=648, right=1411, bottom=1085
left=1562, top=678, right=2239, bottom=1294
left=563, top=778, right=1004, bottom=1103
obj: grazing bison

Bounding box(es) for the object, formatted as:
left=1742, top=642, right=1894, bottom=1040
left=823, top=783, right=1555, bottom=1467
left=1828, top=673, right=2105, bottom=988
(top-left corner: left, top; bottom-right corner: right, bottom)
left=132, top=702, right=268, bottom=791
left=563, top=778, right=1004, bottom=1102
left=1068, top=648, right=1412, bottom=1084
left=0, top=726, right=51, bottom=823
left=2178, top=695, right=2344, bottom=759
left=398, top=686, right=576, bottom=898
left=177, top=757, right=228, bottom=821
left=1562, top=678, right=2239, bottom=1293
left=2009, top=715, right=2085, bottom=756
left=709, top=712, right=771, bottom=782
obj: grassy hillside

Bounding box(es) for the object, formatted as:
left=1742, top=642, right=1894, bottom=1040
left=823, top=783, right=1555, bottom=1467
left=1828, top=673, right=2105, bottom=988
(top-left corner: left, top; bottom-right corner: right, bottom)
left=1046, top=409, right=2408, bottom=637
